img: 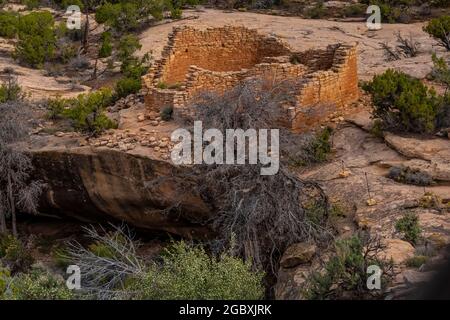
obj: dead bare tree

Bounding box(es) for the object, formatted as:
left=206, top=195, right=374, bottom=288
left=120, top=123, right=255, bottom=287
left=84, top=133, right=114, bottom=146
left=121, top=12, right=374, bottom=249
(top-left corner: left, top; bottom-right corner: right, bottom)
left=176, top=79, right=333, bottom=275
left=63, top=224, right=146, bottom=299
left=0, top=101, right=42, bottom=237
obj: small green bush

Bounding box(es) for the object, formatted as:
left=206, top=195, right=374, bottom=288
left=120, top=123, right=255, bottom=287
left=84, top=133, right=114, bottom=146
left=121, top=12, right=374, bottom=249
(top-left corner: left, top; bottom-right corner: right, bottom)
left=115, top=77, right=141, bottom=99
left=304, top=234, right=393, bottom=299
left=424, top=16, right=450, bottom=51
left=0, top=76, right=22, bottom=103
left=130, top=241, right=265, bottom=300
left=99, top=32, right=113, bottom=58
left=46, top=97, right=67, bottom=120
left=0, top=11, right=18, bottom=39
left=170, top=7, right=183, bottom=19
left=95, top=2, right=140, bottom=32
left=290, top=127, right=333, bottom=166
left=395, top=212, right=422, bottom=245
left=304, top=2, right=326, bottom=19
left=0, top=266, right=12, bottom=299
left=406, top=255, right=428, bottom=268
left=62, top=89, right=117, bottom=135
left=430, top=54, right=450, bottom=90
left=23, top=0, right=39, bottom=10
left=157, top=81, right=168, bottom=89
left=160, top=106, right=173, bottom=121
left=6, top=267, right=73, bottom=300
left=0, top=235, right=34, bottom=273
left=341, top=3, right=367, bottom=18
left=363, top=69, right=440, bottom=133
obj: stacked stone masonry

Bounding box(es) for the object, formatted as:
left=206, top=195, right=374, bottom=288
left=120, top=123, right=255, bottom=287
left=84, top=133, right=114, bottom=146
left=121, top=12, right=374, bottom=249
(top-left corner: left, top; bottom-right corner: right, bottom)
left=142, top=26, right=359, bottom=131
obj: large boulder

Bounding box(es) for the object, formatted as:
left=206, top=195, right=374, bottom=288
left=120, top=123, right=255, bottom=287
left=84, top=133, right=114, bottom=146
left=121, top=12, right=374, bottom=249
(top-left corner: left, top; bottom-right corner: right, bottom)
left=280, top=243, right=317, bottom=268
left=30, top=146, right=212, bottom=238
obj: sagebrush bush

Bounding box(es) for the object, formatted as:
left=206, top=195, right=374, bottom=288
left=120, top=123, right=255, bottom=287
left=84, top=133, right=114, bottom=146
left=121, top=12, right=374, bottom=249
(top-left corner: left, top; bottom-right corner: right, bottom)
left=6, top=267, right=73, bottom=300
left=0, top=235, right=34, bottom=273
left=304, top=234, right=393, bottom=300
left=424, top=16, right=450, bottom=51
left=395, top=212, right=422, bottom=245
left=363, top=69, right=440, bottom=133
left=130, top=241, right=265, bottom=300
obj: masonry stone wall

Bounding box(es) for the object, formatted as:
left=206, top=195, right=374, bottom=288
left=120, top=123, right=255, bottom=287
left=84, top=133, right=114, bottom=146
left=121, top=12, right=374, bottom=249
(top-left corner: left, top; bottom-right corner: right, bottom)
left=142, top=26, right=359, bottom=131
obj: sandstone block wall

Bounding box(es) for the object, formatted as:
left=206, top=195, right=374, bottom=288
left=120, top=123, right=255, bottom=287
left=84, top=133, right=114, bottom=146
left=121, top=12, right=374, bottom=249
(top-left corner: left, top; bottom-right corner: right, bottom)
left=142, top=26, right=359, bottom=130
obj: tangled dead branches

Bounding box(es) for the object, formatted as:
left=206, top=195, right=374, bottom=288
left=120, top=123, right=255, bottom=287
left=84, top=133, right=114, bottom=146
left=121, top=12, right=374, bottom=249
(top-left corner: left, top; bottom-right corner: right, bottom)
left=175, top=79, right=333, bottom=273
left=63, top=224, right=145, bottom=299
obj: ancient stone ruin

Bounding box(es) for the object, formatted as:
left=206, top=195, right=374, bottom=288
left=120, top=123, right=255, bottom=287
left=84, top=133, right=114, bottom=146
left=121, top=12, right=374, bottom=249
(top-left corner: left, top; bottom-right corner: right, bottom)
left=142, top=26, right=359, bottom=131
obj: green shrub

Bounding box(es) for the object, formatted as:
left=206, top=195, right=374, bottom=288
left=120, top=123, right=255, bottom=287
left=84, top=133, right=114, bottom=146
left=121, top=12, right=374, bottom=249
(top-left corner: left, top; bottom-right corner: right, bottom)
left=6, top=267, right=73, bottom=300
left=117, top=34, right=141, bottom=67
left=304, top=234, right=393, bottom=300
left=14, top=11, right=56, bottom=68
left=406, top=255, right=428, bottom=268
left=341, top=3, right=367, bottom=18
left=57, top=42, right=77, bottom=64
left=23, top=0, right=40, bottom=10
left=160, top=106, right=173, bottom=121
left=46, top=97, right=67, bottom=120
left=130, top=241, right=265, bottom=300
left=395, top=212, right=422, bottom=245
left=157, top=81, right=168, bottom=89
left=0, top=11, right=18, bottom=39
left=438, top=93, right=450, bottom=129
left=95, top=2, right=141, bottom=32
left=0, top=235, right=34, bottom=273
left=424, top=16, right=450, bottom=51
left=170, top=7, right=182, bottom=19
left=363, top=69, right=440, bottom=133
left=430, top=53, right=450, bottom=90
left=115, top=77, right=141, bottom=99
left=0, top=75, right=22, bottom=103
left=290, top=127, right=333, bottom=166
left=62, top=89, right=117, bottom=135
left=304, top=2, right=326, bottom=19
left=99, top=31, right=113, bottom=58
left=0, top=266, right=12, bottom=299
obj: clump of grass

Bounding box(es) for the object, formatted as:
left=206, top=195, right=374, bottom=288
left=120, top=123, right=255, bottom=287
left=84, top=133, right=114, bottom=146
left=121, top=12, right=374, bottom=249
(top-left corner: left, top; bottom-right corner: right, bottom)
left=406, top=255, right=428, bottom=268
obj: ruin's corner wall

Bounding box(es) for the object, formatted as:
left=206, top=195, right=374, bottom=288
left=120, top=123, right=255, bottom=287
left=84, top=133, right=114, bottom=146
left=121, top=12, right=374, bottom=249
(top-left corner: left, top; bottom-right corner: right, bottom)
left=291, top=44, right=359, bottom=131
left=142, top=26, right=359, bottom=130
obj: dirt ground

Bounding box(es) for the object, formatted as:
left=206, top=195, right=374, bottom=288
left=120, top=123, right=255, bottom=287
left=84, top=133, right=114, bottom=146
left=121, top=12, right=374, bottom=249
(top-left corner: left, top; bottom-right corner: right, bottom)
left=138, top=8, right=449, bottom=81
left=1, top=8, right=449, bottom=101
